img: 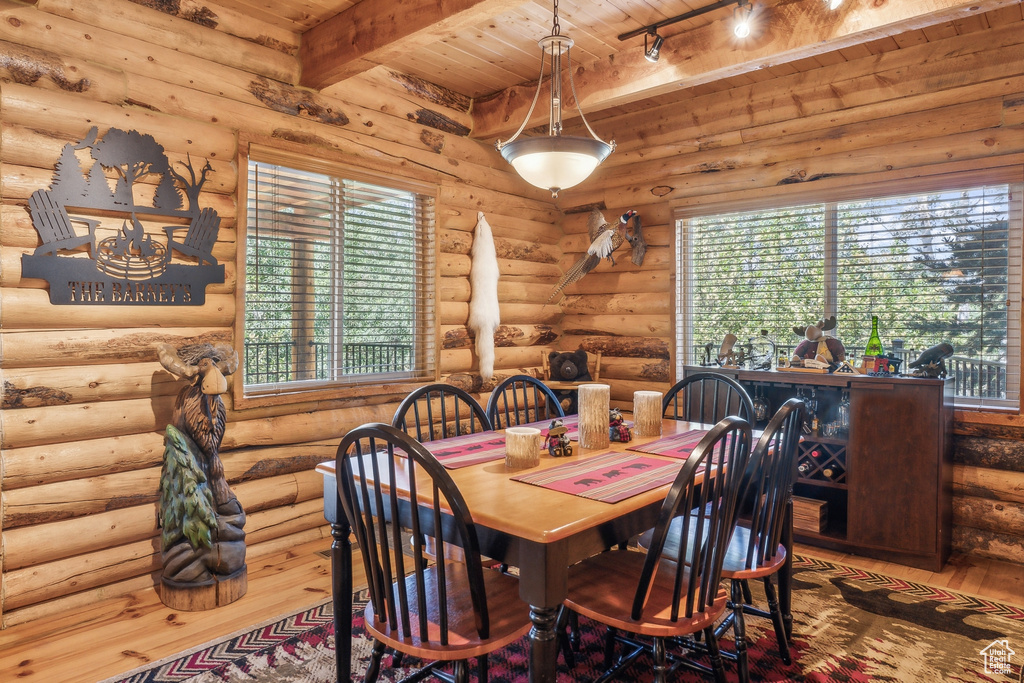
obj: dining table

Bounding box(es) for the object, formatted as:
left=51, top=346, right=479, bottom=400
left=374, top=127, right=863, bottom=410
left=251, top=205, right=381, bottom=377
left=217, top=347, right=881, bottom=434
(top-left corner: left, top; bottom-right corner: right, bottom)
left=316, top=415, right=794, bottom=683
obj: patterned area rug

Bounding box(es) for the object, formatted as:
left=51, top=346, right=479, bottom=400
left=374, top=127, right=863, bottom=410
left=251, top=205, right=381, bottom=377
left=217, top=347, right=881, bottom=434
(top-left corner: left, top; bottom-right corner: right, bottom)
left=103, top=556, right=1024, bottom=682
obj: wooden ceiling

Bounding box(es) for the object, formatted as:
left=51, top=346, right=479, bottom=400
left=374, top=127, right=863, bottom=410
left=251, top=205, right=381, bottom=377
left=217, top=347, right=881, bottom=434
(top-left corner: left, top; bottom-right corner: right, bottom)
left=214, top=0, right=1022, bottom=139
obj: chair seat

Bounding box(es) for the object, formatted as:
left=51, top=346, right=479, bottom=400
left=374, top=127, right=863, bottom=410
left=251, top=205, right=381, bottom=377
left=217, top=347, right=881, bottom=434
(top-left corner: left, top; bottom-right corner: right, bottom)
left=365, top=564, right=531, bottom=659
left=565, top=549, right=728, bottom=638
left=638, top=520, right=787, bottom=580
left=721, top=526, right=787, bottom=580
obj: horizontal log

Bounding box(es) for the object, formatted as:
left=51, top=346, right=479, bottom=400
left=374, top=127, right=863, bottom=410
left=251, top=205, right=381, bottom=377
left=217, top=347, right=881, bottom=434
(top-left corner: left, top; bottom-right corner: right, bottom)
left=952, top=434, right=1024, bottom=470
left=39, top=0, right=299, bottom=83
left=561, top=270, right=672, bottom=296
left=0, top=526, right=329, bottom=629
left=952, top=526, right=1024, bottom=564
left=953, top=463, right=1024, bottom=505
left=599, top=356, right=672, bottom=384
left=439, top=301, right=563, bottom=326
left=2, top=467, right=162, bottom=528
left=0, top=36, right=126, bottom=103
left=0, top=289, right=235, bottom=330
left=439, top=277, right=554, bottom=304
left=438, top=229, right=558, bottom=263
left=1, top=123, right=237, bottom=195
left=1, top=460, right=323, bottom=531
left=440, top=324, right=558, bottom=350
left=1, top=501, right=325, bottom=611
left=3, top=502, right=159, bottom=571
left=440, top=208, right=561, bottom=246
left=221, top=402, right=396, bottom=451
left=953, top=495, right=1024, bottom=536
left=0, top=82, right=236, bottom=162
left=221, top=439, right=339, bottom=483
left=2, top=537, right=161, bottom=611
left=443, top=368, right=546, bottom=395
left=557, top=246, right=670, bottom=272
left=0, top=327, right=232, bottom=369
left=0, top=395, right=175, bottom=450
left=561, top=292, right=671, bottom=316
left=1, top=361, right=181, bottom=408
left=438, top=253, right=561, bottom=279
left=607, top=379, right=673, bottom=404
left=561, top=314, right=671, bottom=338
left=439, top=346, right=546, bottom=374
left=0, top=432, right=164, bottom=490
left=560, top=335, right=672, bottom=360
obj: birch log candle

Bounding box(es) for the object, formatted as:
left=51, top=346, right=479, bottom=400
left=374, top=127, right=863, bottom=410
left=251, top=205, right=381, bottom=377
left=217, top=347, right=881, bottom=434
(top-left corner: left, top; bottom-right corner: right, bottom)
left=505, top=427, right=542, bottom=469
left=578, top=383, right=610, bottom=449
left=633, top=390, right=663, bottom=438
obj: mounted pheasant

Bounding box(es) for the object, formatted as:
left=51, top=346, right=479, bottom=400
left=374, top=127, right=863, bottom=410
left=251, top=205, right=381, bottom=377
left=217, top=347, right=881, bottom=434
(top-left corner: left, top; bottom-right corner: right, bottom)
left=548, top=208, right=637, bottom=302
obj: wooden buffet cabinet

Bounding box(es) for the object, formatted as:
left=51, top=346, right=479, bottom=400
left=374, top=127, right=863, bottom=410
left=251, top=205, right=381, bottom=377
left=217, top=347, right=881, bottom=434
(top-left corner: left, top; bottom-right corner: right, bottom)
left=683, top=366, right=954, bottom=571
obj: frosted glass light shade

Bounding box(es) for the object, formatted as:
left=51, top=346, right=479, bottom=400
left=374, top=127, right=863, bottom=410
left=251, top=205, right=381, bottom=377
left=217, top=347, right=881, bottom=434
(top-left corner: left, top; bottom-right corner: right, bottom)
left=500, top=135, right=613, bottom=195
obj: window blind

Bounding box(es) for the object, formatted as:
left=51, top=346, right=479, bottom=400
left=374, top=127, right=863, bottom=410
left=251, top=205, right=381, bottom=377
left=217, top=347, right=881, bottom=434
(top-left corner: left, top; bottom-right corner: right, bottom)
left=678, top=183, right=1022, bottom=408
left=245, top=160, right=436, bottom=391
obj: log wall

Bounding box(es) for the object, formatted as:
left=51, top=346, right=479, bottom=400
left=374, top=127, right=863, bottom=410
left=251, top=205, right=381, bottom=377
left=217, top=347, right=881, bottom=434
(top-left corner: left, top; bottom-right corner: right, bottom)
left=0, top=0, right=562, bottom=627
left=553, top=9, right=1024, bottom=562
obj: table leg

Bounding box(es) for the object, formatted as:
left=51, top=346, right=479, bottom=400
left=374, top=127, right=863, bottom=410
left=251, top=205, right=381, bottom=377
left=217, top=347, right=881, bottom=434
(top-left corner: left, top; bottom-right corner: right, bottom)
left=331, top=517, right=353, bottom=682
left=780, top=498, right=794, bottom=639
left=528, top=605, right=560, bottom=683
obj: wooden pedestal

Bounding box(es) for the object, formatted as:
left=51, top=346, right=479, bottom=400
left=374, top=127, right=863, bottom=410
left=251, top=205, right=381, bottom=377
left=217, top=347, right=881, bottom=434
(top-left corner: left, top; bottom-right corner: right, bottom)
left=160, top=565, right=248, bottom=611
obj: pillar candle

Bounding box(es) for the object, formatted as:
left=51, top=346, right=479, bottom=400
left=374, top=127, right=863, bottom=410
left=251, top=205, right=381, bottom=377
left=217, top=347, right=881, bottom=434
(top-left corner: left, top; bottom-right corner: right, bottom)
left=577, top=383, right=610, bottom=449
left=633, top=390, right=663, bottom=438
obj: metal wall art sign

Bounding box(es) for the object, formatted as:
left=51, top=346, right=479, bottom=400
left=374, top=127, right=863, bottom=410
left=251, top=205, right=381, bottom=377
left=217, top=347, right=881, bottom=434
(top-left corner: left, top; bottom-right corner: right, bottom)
left=21, top=126, right=225, bottom=305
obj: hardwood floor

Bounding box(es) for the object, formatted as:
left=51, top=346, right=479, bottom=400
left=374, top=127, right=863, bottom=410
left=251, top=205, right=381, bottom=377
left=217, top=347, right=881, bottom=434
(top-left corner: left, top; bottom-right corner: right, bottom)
left=0, top=539, right=1021, bottom=683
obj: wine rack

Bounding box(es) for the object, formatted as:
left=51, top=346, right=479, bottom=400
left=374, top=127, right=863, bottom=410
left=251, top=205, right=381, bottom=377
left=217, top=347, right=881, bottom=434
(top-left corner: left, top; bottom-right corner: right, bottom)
left=797, top=439, right=847, bottom=486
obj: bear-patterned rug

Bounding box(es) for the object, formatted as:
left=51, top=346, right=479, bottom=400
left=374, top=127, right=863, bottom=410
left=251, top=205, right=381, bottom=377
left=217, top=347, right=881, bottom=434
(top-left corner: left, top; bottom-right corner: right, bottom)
left=102, top=555, right=1024, bottom=682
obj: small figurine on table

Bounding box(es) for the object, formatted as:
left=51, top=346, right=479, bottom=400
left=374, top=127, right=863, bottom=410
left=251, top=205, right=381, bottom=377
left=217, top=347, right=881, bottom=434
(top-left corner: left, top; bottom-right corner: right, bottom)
left=546, top=419, right=573, bottom=457
left=609, top=408, right=632, bottom=442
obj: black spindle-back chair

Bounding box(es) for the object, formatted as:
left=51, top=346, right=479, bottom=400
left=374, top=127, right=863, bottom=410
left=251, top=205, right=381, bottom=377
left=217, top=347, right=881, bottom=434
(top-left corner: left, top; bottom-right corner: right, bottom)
left=336, top=423, right=530, bottom=682
left=393, top=383, right=492, bottom=442
left=486, top=374, right=565, bottom=430
left=663, top=372, right=754, bottom=425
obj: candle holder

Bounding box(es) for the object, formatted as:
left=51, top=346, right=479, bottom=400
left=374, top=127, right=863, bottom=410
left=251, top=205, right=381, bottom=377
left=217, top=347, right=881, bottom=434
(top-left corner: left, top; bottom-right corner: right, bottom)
left=578, top=383, right=610, bottom=449
left=632, top=390, right=663, bottom=438
left=505, top=427, right=542, bottom=469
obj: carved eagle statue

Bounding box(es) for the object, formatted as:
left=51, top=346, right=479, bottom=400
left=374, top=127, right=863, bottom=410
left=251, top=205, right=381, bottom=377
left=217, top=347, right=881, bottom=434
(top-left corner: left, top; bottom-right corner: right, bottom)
left=547, top=209, right=637, bottom=302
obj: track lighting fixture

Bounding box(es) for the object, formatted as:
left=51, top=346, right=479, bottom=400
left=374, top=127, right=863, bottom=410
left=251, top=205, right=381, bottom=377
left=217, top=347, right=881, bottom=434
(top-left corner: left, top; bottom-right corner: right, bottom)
left=733, top=0, right=753, bottom=38
left=644, top=32, right=664, bottom=63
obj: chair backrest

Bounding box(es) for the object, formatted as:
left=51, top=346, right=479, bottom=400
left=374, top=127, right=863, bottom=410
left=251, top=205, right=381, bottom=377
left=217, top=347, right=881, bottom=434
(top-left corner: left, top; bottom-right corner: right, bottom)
left=28, top=190, right=74, bottom=242
left=663, top=372, right=754, bottom=425
left=485, top=374, right=565, bottom=430
left=632, top=415, right=752, bottom=622
left=393, top=383, right=491, bottom=441
left=336, top=423, right=491, bottom=642
left=738, top=397, right=805, bottom=570
left=185, top=207, right=220, bottom=253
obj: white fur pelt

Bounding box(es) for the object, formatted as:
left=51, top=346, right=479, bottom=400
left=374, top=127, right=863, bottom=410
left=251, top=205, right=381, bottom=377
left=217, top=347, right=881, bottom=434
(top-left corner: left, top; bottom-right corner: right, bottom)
left=468, top=211, right=501, bottom=379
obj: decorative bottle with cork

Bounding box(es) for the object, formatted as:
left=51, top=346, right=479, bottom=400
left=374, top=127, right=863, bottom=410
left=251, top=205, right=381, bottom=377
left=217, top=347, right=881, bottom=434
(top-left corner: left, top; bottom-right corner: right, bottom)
left=864, top=315, right=883, bottom=357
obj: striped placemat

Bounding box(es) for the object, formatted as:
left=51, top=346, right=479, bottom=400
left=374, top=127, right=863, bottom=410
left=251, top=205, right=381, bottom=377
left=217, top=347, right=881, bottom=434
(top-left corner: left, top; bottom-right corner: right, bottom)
left=511, top=451, right=681, bottom=503
left=627, top=428, right=710, bottom=460
left=419, top=432, right=507, bottom=469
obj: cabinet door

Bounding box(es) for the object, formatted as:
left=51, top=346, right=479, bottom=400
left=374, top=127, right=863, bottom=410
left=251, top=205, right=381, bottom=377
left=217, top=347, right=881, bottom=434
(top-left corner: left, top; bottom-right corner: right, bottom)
left=847, top=382, right=940, bottom=555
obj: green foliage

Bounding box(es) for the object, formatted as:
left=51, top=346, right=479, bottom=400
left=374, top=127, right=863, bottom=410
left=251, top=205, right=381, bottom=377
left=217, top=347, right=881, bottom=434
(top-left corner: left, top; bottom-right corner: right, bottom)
left=159, top=425, right=217, bottom=550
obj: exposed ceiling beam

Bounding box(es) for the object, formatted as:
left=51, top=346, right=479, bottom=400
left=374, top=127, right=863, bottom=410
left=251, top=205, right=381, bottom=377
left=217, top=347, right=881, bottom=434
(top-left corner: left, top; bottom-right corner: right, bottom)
left=473, top=0, right=1013, bottom=141
left=300, top=0, right=524, bottom=90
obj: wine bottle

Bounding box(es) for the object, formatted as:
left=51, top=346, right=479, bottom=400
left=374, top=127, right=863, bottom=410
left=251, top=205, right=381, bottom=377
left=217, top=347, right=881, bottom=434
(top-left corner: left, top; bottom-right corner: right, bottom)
left=822, top=464, right=845, bottom=481
left=864, top=315, right=883, bottom=356
left=798, top=460, right=813, bottom=476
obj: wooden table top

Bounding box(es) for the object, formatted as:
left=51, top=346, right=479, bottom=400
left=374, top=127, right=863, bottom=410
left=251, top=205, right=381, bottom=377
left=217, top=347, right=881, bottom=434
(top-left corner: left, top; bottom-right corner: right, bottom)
left=317, top=418, right=714, bottom=546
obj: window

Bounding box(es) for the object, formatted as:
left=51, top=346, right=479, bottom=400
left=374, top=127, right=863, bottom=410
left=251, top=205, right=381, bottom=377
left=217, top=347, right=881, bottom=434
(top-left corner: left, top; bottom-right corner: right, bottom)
left=243, top=151, right=436, bottom=396
left=677, top=181, right=1023, bottom=409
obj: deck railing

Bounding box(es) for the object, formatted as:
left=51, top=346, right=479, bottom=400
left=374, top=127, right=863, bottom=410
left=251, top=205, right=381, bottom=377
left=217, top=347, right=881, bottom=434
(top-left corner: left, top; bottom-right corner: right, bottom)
left=691, top=342, right=1007, bottom=400
left=244, top=341, right=413, bottom=384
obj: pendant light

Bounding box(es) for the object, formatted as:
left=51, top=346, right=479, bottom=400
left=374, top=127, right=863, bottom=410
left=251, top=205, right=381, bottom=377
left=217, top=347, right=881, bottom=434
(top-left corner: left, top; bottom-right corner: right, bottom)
left=495, top=0, right=615, bottom=198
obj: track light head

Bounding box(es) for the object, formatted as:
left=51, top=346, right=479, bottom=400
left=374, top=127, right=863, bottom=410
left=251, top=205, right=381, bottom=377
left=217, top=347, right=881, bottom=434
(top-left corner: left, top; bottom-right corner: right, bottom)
left=644, top=32, right=664, bottom=63
left=734, top=0, right=753, bottom=38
